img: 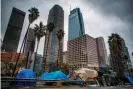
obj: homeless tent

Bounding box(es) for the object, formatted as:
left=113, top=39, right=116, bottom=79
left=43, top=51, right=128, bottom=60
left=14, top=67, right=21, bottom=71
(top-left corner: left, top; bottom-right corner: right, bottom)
left=126, top=76, right=133, bottom=85
left=74, top=68, right=98, bottom=81
left=40, top=71, right=68, bottom=80
left=15, top=69, right=36, bottom=87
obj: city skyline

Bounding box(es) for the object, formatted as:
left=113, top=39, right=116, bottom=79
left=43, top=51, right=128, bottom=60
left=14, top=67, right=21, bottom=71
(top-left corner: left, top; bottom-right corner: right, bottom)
left=1, top=0, right=133, bottom=65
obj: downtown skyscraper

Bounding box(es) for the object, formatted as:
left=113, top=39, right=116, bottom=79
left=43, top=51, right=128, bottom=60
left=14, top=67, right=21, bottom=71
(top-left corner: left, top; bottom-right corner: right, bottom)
left=43, top=5, right=64, bottom=71
left=68, top=8, right=85, bottom=40
left=2, top=7, right=25, bottom=52
left=96, top=37, right=108, bottom=72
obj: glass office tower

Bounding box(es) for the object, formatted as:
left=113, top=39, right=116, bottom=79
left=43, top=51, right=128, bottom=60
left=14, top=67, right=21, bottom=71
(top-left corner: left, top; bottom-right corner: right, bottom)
left=43, top=5, right=64, bottom=72
left=68, top=8, right=85, bottom=40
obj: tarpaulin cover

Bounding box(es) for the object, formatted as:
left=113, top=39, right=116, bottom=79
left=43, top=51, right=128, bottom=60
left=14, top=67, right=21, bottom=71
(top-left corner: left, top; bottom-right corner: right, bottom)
left=15, top=69, right=36, bottom=87
left=40, top=71, right=69, bottom=80
left=127, top=76, right=133, bottom=85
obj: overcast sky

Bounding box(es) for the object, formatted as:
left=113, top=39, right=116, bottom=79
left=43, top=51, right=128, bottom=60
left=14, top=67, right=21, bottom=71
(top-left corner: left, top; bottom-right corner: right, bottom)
left=1, top=0, right=133, bottom=65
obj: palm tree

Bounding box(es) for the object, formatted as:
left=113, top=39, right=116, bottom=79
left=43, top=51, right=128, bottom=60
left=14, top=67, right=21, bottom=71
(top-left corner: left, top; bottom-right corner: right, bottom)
left=56, top=29, right=65, bottom=68
left=33, top=21, right=46, bottom=71
left=43, top=22, right=54, bottom=72
left=108, top=33, right=124, bottom=77
left=12, top=7, right=39, bottom=77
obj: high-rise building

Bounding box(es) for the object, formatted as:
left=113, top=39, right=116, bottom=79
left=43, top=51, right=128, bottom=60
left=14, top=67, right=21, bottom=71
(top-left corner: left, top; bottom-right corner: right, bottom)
left=32, top=54, right=43, bottom=73
left=68, top=8, right=85, bottom=41
left=67, top=34, right=99, bottom=70
left=23, top=28, right=36, bottom=68
left=96, top=37, right=108, bottom=71
left=63, top=51, right=68, bottom=63
left=121, top=39, right=132, bottom=70
left=43, top=5, right=64, bottom=71
left=2, top=7, right=25, bottom=52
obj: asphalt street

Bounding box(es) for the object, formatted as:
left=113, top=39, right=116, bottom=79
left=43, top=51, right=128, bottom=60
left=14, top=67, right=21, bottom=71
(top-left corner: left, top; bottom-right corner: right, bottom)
left=8, top=86, right=132, bottom=89
left=43, top=86, right=132, bottom=89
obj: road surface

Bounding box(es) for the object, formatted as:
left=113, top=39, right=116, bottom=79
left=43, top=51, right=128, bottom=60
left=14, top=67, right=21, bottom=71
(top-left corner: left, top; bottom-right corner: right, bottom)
left=4, top=86, right=132, bottom=89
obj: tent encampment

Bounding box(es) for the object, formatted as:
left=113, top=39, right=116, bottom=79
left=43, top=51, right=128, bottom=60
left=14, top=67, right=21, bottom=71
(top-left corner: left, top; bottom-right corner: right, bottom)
left=74, top=68, right=98, bottom=81
left=40, top=71, right=68, bottom=80
left=15, top=69, right=36, bottom=87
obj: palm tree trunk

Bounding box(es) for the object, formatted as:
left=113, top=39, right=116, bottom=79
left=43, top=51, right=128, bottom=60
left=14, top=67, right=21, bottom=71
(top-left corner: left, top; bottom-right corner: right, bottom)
left=33, top=39, right=40, bottom=72
left=5, top=63, right=8, bottom=76
left=23, top=23, right=31, bottom=68
left=12, top=23, right=31, bottom=77
left=43, top=33, right=50, bottom=72
left=22, top=23, right=31, bottom=53
left=25, top=51, right=30, bottom=68
left=57, top=40, right=60, bottom=68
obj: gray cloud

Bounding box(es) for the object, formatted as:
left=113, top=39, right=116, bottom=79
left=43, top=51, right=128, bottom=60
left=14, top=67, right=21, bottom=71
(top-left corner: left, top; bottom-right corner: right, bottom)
left=84, top=0, right=133, bottom=64
left=85, top=0, right=133, bottom=23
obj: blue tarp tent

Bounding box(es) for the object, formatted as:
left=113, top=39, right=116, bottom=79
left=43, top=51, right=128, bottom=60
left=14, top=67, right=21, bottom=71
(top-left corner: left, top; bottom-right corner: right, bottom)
left=127, top=76, right=133, bottom=85
left=15, top=69, right=36, bottom=87
left=40, top=71, right=69, bottom=80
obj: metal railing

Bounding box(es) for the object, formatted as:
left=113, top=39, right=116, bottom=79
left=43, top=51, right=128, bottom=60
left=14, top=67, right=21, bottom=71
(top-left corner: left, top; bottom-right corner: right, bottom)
left=1, top=77, right=84, bottom=82
left=1, top=77, right=86, bottom=89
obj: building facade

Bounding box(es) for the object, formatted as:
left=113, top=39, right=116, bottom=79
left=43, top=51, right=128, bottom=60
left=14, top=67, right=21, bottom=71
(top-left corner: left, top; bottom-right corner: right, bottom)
left=1, top=50, right=24, bottom=62
left=96, top=37, right=108, bottom=71
left=121, top=39, right=132, bottom=72
left=67, top=34, right=99, bottom=70
left=2, top=7, right=25, bottom=52
left=68, top=8, right=85, bottom=41
left=23, top=28, right=35, bottom=68
left=43, top=5, right=64, bottom=71
left=63, top=51, right=68, bottom=63
left=31, top=54, right=43, bottom=73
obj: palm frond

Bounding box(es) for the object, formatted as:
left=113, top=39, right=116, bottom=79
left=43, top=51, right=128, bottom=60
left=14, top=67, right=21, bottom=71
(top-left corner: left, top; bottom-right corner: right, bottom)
left=56, top=29, right=65, bottom=41
left=34, top=21, right=46, bottom=42
left=47, top=22, right=54, bottom=32
left=28, top=7, right=40, bottom=23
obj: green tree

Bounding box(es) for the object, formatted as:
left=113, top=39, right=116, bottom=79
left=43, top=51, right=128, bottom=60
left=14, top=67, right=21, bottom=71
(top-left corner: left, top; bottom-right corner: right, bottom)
left=43, top=22, right=54, bottom=72
left=108, top=33, right=124, bottom=77
left=33, top=21, right=46, bottom=71
left=56, top=29, right=65, bottom=68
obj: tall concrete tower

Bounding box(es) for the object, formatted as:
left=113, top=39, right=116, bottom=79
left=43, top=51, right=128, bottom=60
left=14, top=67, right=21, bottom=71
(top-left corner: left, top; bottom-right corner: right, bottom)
left=2, top=7, right=25, bottom=52
left=43, top=5, right=64, bottom=71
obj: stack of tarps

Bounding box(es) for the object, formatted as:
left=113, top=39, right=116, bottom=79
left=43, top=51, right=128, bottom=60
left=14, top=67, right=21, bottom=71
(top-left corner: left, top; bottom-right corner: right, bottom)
left=40, top=71, right=69, bottom=80
left=14, top=69, right=36, bottom=87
